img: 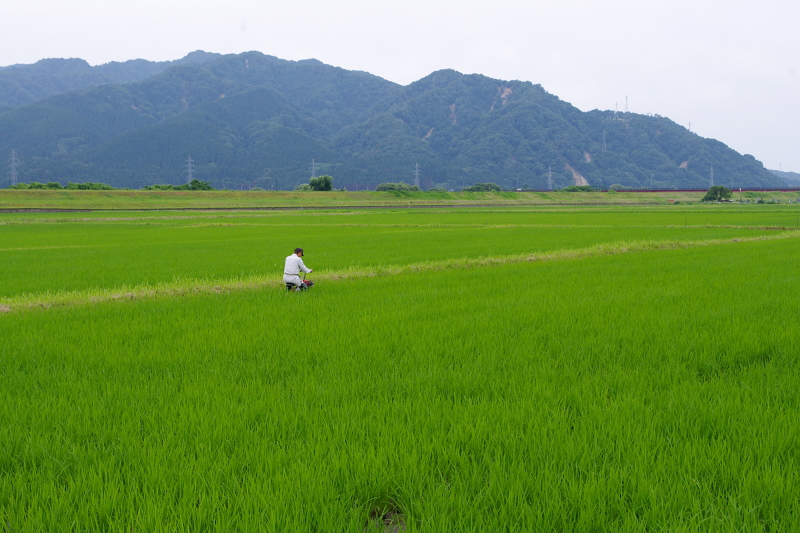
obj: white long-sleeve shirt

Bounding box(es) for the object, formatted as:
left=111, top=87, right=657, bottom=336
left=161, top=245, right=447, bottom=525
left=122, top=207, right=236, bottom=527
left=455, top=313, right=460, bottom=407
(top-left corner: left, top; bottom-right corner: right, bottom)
left=284, top=254, right=311, bottom=275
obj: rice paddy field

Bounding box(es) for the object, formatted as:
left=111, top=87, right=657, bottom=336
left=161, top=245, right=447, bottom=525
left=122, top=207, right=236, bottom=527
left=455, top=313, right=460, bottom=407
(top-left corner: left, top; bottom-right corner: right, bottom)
left=2, top=204, right=800, bottom=531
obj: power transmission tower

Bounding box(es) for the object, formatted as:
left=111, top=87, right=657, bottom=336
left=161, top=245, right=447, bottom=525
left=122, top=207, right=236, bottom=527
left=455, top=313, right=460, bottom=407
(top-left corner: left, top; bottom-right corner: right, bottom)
left=310, top=159, right=317, bottom=178
left=710, top=165, right=714, bottom=187
left=185, top=156, right=194, bottom=184
left=614, top=102, right=618, bottom=120
left=602, top=130, right=607, bottom=153
left=413, top=163, right=420, bottom=188
left=9, top=149, right=19, bottom=187
left=547, top=165, right=553, bottom=191
left=625, top=96, right=629, bottom=114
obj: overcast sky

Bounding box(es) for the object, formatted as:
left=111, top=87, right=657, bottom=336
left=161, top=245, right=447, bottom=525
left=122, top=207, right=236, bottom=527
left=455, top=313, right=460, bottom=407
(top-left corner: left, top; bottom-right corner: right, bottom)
left=3, top=0, right=798, bottom=172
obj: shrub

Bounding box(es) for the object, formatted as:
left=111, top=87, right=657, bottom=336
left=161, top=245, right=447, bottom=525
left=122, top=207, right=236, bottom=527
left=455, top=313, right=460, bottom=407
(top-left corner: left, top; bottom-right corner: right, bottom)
left=561, top=185, right=595, bottom=192
left=144, top=180, right=213, bottom=191
left=66, top=182, right=116, bottom=190
left=376, top=182, right=420, bottom=192
left=182, top=179, right=214, bottom=191
left=608, top=184, right=636, bottom=191
left=462, top=182, right=502, bottom=192
left=10, top=182, right=47, bottom=189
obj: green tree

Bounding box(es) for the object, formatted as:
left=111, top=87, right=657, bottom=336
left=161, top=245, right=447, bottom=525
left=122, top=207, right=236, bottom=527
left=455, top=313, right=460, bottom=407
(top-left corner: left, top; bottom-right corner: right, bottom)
left=701, top=186, right=732, bottom=202
left=309, top=175, right=333, bottom=191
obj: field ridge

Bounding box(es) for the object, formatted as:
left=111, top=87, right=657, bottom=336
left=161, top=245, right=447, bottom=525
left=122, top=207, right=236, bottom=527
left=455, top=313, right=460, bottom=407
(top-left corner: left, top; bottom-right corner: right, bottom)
left=2, top=231, right=797, bottom=314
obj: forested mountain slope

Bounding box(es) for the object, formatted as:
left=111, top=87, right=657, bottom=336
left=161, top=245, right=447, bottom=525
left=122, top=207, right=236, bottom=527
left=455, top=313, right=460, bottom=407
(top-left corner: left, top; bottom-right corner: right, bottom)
left=770, top=169, right=800, bottom=187
left=0, top=51, right=219, bottom=109
left=0, top=51, right=782, bottom=190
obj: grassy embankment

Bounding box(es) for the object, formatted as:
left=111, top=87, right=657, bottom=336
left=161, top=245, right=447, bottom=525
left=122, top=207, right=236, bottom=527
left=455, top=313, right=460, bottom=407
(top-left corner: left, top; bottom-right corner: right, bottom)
left=2, top=222, right=799, bottom=530
left=0, top=188, right=751, bottom=210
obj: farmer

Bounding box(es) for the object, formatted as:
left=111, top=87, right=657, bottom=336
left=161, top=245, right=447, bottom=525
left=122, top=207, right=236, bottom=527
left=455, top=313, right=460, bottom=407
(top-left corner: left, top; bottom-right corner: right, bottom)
left=284, top=247, right=312, bottom=291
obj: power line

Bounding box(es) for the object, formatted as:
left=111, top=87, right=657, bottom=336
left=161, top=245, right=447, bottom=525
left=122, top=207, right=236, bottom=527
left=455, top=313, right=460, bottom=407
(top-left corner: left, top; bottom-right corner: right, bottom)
left=9, top=149, right=19, bottom=187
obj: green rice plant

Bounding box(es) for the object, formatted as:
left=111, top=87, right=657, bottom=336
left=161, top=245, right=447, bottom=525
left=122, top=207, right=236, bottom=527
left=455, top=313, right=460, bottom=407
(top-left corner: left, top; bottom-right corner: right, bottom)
left=2, top=236, right=799, bottom=530
left=2, top=231, right=798, bottom=313
left=1, top=206, right=796, bottom=297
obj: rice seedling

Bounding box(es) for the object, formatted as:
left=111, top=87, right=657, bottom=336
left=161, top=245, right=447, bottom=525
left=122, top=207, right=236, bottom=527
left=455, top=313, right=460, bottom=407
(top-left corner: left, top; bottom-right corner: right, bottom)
left=2, top=204, right=800, bottom=530
left=2, top=222, right=799, bottom=530
left=2, top=206, right=796, bottom=298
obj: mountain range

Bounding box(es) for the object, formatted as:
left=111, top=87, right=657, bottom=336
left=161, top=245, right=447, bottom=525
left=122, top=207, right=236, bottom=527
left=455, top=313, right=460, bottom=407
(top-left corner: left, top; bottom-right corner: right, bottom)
left=770, top=169, right=800, bottom=187
left=0, top=51, right=786, bottom=190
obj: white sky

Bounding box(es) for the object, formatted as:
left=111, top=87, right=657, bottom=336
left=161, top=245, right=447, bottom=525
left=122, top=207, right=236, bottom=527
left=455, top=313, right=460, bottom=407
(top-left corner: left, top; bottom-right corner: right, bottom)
left=3, top=0, right=799, bottom=172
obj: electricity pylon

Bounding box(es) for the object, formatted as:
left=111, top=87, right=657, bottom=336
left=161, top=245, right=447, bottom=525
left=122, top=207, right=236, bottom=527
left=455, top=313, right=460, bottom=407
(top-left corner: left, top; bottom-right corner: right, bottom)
left=9, top=149, right=19, bottom=186
left=185, top=156, right=194, bottom=184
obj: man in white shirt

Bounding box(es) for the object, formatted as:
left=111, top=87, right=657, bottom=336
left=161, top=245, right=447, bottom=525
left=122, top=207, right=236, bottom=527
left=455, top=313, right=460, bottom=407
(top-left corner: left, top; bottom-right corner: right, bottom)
left=284, top=248, right=313, bottom=291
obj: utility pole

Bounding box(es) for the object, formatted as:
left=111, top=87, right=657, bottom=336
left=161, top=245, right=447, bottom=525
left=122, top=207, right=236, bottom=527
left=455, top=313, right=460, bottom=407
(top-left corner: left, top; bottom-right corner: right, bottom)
left=710, top=165, right=714, bottom=188
left=9, top=149, right=19, bottom=187
left=413, top=163, right=420, bottom=188
left=185, top=155, right=194, bottom=184
left=547, top=165, right=553, bottom=191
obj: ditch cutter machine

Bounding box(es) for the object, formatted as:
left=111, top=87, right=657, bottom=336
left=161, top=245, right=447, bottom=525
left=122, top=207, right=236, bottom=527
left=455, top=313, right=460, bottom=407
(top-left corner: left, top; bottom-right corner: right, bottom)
left=286, top=273, right=314, bottom=292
